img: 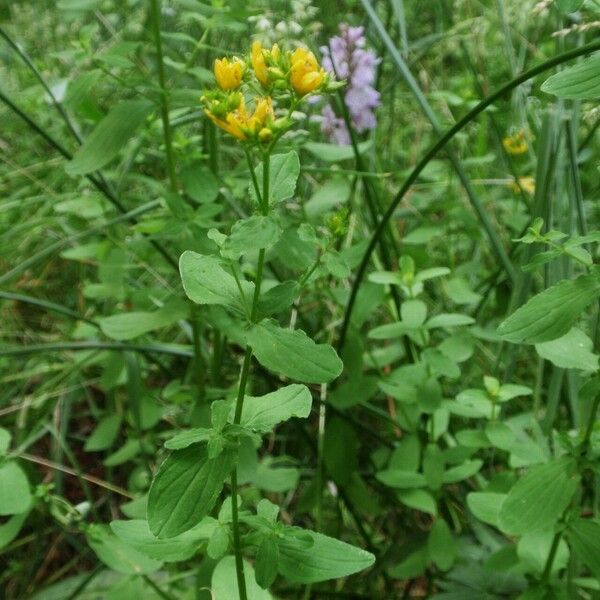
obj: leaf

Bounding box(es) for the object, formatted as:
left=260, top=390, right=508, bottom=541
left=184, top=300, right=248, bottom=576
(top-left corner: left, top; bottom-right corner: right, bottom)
left=498, top=457, right=579, bottom=535
left=86, top=524, right=163, bottom=574
left=0, top=510, right=29, bottom=550
left=251, top=151, right=300, bottom=205
left=179, top=251, right=254, bottom=314
left=425, top=313, right=475, bottom=329
left=305, top=177, right=352, bottom=219
left=147, top=445, right=236, bottom=538
left=0, top=462, right=31, bottom=515
left=164, top=427, right=212, bottom=450
left=240, top=384, right=312, bottom=432
left=401, top=300, right=427, bottom=328
left=428, top=519, right=456, bottom=571
left=212, top=556, right=273, bottom=600
left=247, top=319, right=343, bottom=384
left=467, top=492, right=506, bottom=528
left=84, top=414, right=122, bottom=451
left=220, top=216, right=282, bottom=259
left=497, top=275, right=600, bottom=344
left=376, top=470, right=426, bottom=489
left=542, top=55, right=600, bottom=99
left=397, top=489, right=437, bottom=515
left=98, top=301, right=187, bottom=341
left=110, top=518, right=213, bottom=562
left=66, top=100, right=153, bottom=175
left=277, top=528, right=375, bottom=583
left=568, top=519, right=600, bottom=579
left=535, top=327, right=599, bottom=371
left=442, top=459, right=483, bottom=483
left=0, top=428, right=11, bottom=455
left=255, top=537, right=279, bottom=589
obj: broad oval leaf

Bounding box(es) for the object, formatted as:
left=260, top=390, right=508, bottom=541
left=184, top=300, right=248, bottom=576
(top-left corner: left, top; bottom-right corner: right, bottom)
left=498, top=457, right=580, bottom=535
left=220, top=216, right=282, bottom=259
left=497, top=275, right=600, bottom=344
left=247, top=319, right=343, bottom=384
left=66, top=100, right=153, bottom=175
left=110, top=518, right=214, bottom=562
left=535, top=327, right=599, bottom=372
left=376, top=469, right=426, bottom=489
left=467, top=492, right=506, bottom=527
left=86, top=524, right=163, bottom=574
left=240, top=384, right=312, bottom=432
left=542, top=55, right=600, bottom=99
left=147, top=445, right=236, bottom=538
left=179, top=251, right=254, bottom=314
left=0, top=462, right=31, bottom=516
left=250, top=151, right=300, bottom=205
left=568, top=518, right=600, bottom=579
left=278, top=528, right=375, bottom=583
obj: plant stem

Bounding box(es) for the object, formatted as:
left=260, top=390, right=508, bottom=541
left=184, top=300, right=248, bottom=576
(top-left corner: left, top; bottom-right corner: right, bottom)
left=149, top=0, right=178, bottom=192
left=229, top=150, right=271, bottom=600
left=542, top=530, right=562, bottom=583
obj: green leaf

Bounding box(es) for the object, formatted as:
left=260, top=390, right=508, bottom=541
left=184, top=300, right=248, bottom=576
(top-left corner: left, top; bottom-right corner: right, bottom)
left=240, top=384, right=312, bottom=432
left=110, top=518, right=213, bottom=561
left=442, top=459, right=482, bottom=483
left=305, top=177, right=352, bottom=219
left=0, top=462, right=31, bottom=515
left=255, top=536, right=279, bottom=589
left=147, top=445, right=236, bottom=538
left=251, top=151, right=300, bottom=205
left=425, top=313, right=475, bottom=329
left=535, top=327, right=599, bottom=371
left=0, top=428, right=11, bottom=455
left=568, top=519, right=600, bottom=579
left=555, top=0, right=584, bottom=11
left=498, top=457, right=580, bottom=535
left=220, top=216, right=282, bottom=260
left=376, top=469, right=426, bottom=489
left=179, top=251, right=254, bottom=314
left=278, top=528, right=375, bottom=583
left=212, top=556, right=273, bottom=600
left=497, top=275, right=600, bottom=344
left=397, top=489, right=437, bottom=515
left=542, top=55, right=600, bottom=99
left=164, top=428, right=212, bottom=450
left=428, top=519, right=456, bottom=571
left=423, top=444, right=444, bottom=490
left=467, top=492, right=506, bottom=527
left=401, top=299, right=427, bottom=328
left=86, top=524, right=163, bottom=574
left=84, top=414, right=122, bottom=451
left=247, top=319, right=343, bottom=384
left=66, top=100, right=153, bottom=175
left=0, top=510, right=29, bottom=550
left=98, top=301, right=187, bottom=341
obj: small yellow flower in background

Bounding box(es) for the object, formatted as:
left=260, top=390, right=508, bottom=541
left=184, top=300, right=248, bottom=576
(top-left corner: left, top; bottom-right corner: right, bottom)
left=510, top=176, right=535, bottom=195
left=290, top=47, right=325, bottom=95
left=213, top=56, right=245, bottom=90
left=503, top=130, right=529, bottom=155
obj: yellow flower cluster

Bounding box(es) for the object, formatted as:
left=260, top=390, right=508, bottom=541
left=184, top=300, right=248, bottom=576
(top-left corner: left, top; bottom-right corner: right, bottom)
left=502, top=130, right=529, bottom=155
left=204, top=41, right=335, bottom=144
left=511, top=176, right=535, bottom=195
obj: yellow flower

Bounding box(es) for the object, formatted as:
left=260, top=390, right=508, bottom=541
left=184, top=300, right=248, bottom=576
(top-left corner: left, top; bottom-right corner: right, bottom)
left=205, top=96, right=274, bottom=142
left=511, top=176, right=535, bottom=195
left=290, top=47, right=325, bottom=95
left=502, top=130, right=529, bottom=155
left=205, top=96, right=248, bottom=140
left=251, top=41, right=269, bottom=86
left=213, top=56, right=245, bottom=90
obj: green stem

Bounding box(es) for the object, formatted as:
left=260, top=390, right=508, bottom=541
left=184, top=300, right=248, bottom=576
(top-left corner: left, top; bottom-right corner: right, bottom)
left=229, top=150, right=271, bottom=600
left=149, top=0, right=178, bottom=192
left=581, top=393, right=600, bottom=458
left=541, top=530, right=562, bottom=583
